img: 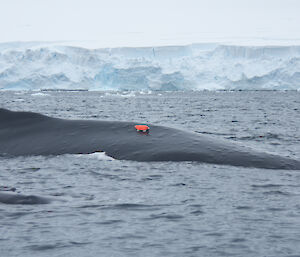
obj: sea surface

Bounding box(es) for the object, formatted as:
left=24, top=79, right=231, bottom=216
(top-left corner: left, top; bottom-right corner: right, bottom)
left=0, top=91, right=300, bottom=257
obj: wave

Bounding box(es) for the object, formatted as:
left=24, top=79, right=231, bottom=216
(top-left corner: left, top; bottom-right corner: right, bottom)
left=0, top=42, right=300, bottom=91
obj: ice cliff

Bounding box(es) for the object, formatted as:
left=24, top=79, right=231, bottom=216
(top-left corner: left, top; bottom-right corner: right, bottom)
left=0, top=42, right=300, bottom=90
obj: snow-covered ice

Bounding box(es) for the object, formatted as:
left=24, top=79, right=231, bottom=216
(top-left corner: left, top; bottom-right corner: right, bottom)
left=0, top=42, right=300, bottom=91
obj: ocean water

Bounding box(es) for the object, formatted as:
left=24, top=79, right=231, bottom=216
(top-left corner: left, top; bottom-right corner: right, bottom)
left=0, top=91, right=300, bottom=257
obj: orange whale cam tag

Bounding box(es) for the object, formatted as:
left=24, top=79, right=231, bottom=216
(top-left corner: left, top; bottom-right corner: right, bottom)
left=135, top=125, right=149, bottom=132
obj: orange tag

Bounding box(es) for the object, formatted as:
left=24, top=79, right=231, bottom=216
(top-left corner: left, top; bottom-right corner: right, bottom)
left=135, top=125, right=149, bottom=132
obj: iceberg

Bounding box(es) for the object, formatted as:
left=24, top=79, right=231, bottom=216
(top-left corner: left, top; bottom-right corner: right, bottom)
left=0, top=42, right=300, bottom=91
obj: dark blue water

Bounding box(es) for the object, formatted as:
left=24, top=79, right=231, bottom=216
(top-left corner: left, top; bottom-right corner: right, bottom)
left=1, top=91, right=300, bottom=257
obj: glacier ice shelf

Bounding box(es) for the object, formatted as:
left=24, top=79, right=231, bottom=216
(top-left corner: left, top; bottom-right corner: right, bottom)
left=0, top=42, right=300, bottom=91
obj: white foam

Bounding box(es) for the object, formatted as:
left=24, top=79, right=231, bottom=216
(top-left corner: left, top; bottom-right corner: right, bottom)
left=103, top=92, right=137, bottom=98
left=84, top=152, right=115, bottom=161
left=139, top=90, right=153, bottom=95
left=31, top=92, right=49, bottom=96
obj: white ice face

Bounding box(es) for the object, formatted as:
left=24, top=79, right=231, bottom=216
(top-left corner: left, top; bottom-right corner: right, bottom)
left=0, top=42, right=300, bottom=91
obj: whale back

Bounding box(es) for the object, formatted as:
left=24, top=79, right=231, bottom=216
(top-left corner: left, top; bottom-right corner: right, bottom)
left=0, top=108, right=300, bottom=170
left=0, top=108, right=49, bottom=125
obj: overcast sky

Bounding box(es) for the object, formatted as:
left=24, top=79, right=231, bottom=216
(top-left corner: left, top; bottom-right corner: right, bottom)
left=1, top=0, right=300, bottom=47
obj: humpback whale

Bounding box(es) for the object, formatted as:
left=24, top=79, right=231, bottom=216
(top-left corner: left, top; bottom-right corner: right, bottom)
left=0, top=108, right=299, bottom=170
